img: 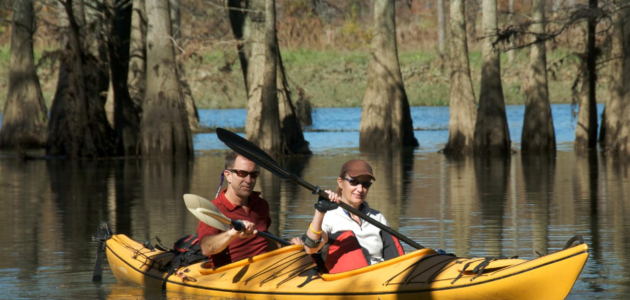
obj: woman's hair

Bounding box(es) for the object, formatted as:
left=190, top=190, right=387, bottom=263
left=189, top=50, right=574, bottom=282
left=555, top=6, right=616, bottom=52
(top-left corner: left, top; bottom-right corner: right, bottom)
left=337, top=172, right=346, bottom=195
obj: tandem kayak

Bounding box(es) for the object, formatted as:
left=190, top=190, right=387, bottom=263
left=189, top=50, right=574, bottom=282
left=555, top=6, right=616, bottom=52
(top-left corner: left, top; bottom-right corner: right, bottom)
left=103, top=232, right=588, bottom=300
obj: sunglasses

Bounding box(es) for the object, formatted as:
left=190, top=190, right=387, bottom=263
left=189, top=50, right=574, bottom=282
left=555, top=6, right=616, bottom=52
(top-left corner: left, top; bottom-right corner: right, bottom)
left=342, top=177, right=373, bottom=188
left=228, top=169, right=260, bottom=178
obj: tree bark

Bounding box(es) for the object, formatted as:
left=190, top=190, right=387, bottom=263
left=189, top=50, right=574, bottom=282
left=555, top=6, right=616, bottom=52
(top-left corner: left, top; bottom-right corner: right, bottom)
left=169, top=0, right=182, bottom=51
left=359, top=0, right=418, bottom=151
left=47, top=0, right=115, bottom=157
left=168, top=0, right=199, bottom=132
left=574, top=0, right=598, bottom=154
left=105, top=0, right=140, bottom=156
left=521, top=0, right=556, bottom=154
left=228, top=0, right=250, bottom=92
left=437, top=0, right=446, bottom=56
left=230, top=0, right=310, bottom=154
left=244, top=0, right=283, bottom=154
left=276, top=48, right=311, bottom=154
left=601, top=0, right=622, bottom=151
left=507, top=0, right=516, bottom=63
left=618, top=6, right=630, bottom=158
left=127, top=0, right=146, bottom=113
left=442, top=0, right=477, bottom=155
left=473, top=0, right=510, bottom=156
left=140, top=0, right=193, bottom=157
left=0, top=0, right=48, bottom=149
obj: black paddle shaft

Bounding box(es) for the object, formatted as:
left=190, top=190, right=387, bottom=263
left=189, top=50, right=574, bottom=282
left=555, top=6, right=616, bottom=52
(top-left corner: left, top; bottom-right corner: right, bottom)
left=232, top=220, right=292, bottom=247
left=216, top=128, right=424, bottom=250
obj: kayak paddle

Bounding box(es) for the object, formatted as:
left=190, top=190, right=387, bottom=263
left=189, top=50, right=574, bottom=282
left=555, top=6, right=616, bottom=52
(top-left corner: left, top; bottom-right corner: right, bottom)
left=215, top=128, right=424, bottom=250
left=183, top=194, right=291, bottom=246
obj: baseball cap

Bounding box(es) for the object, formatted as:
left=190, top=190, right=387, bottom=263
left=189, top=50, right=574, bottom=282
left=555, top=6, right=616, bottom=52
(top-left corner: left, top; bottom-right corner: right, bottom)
left=339, top=159, right=376, bottom=180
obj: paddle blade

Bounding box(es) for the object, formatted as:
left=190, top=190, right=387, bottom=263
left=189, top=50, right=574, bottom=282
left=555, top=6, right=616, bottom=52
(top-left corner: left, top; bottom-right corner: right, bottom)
left=216, top=128, right=290, bottom=179
left=183, top=194, right=231, bottom=231
left=197, top=207, right=232, bottom=226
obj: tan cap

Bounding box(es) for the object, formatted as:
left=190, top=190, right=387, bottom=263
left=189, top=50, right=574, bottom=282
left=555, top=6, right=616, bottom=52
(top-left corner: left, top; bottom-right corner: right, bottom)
left=339, top=159, right=376, bottom=180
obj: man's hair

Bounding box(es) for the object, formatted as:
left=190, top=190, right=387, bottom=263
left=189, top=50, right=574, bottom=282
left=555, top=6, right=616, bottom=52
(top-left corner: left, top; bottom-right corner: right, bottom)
left=225, top=151, right=239, bottom=170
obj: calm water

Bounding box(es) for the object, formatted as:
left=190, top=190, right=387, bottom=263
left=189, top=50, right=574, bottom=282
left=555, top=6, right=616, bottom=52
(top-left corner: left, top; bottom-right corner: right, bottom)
left=1, top=104, right=629, bottom=299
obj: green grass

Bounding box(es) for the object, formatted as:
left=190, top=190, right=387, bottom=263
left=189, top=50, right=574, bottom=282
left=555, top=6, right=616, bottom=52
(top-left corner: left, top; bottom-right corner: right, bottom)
left=0, top=46, right=601, bottom=112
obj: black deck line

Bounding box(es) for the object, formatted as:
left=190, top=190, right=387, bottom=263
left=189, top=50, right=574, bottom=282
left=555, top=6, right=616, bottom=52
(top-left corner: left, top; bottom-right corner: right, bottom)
left=106, top=242, right=588, bottom=297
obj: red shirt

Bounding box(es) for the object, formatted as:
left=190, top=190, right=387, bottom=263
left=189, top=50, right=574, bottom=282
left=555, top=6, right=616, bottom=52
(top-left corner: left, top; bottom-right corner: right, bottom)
left=196, top=189, right=271, bottom=268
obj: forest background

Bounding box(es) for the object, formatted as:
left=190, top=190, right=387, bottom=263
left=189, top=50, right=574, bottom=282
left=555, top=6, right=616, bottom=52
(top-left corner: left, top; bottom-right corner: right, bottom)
left=0, top=0, right=598, bottom=111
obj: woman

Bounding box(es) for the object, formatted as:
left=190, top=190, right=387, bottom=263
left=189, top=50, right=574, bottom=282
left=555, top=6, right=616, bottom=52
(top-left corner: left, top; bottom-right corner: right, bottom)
left=302, top=159, right=404, bottom=273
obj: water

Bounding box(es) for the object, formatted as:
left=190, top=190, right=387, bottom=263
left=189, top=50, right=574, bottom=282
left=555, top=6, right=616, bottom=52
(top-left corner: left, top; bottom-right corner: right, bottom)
left=1, top=104, right=628, bottom=299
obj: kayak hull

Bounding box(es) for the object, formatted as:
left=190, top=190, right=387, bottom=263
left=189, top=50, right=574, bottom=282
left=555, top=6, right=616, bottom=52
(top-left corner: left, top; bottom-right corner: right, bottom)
left=105, top=234, right=588, bottom=300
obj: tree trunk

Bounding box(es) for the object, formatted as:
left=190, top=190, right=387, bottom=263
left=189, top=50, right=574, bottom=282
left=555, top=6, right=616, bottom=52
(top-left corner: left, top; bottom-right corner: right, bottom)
left=473, top=0, right=510, bottom=156
left=618, top=7, right=630, bottom=158
left=437, top=0, right=446, bottom=56
left=140, top=0, right=193, bottom=157
left=228, top=0, right=250, bottom=92
left=105, top=0, right=140, bottom=156
left=170, top=0, right=181, bottom=51
left=574, top=0, right=598, bottom=154
left=359, top=0, right=418, bottom=151
left=507, top=0, right=516, bottom=63
left=276, top=48, right=311, bottom=154
left=127, top=0, right=146, bottom=113
left=0, top=0, right=48, bottom=149
left=47, top=0, right=115, bottom=157
left=521, top=0, right=556, bottom=154
left=230, top=0, right=309, bottom=154
left=245, top=0, right=282, bottom=154
left=442, top=0, right=477, bottom=155
left=168, top=0, right=199, bottom=132
left=601, top=0, right=622, bottom=151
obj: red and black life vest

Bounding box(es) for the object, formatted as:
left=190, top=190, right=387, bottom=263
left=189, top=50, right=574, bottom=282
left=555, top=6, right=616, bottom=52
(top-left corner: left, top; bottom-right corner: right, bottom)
left=318, top=230, right=405, bottom=274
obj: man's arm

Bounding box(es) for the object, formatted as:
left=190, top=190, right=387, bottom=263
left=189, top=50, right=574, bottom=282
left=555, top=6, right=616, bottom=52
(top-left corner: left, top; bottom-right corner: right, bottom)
left=200, top=230, right=237, bottom=256
left=199, top=220, right=257, bottom=257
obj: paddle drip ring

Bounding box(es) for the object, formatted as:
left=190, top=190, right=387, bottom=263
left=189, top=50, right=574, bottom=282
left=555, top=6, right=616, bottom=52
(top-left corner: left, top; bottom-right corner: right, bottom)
left=312, top=186, right=321, bottom=196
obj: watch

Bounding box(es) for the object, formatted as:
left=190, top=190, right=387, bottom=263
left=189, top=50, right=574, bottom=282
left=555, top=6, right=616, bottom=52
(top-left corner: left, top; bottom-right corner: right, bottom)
left=301, top=233, right=322, bottom=248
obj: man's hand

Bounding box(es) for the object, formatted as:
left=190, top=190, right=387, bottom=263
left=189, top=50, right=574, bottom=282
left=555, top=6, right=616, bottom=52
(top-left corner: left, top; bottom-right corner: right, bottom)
left=231, top=220, right=257, bottom=239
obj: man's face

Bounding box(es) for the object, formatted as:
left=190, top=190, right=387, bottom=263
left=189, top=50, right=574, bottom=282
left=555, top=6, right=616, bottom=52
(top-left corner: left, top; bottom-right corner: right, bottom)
left=225, top=155, right=258, bottom=199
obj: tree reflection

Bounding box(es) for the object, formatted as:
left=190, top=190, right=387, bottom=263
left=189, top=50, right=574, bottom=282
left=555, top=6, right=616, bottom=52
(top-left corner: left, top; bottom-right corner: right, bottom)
left=521, top=154, right=556, bottom=255
left=474, top=156, right=510, bottom=256
left=137, top=158, right=193, bottom=242
left=444, top=155, right=478, bottom=257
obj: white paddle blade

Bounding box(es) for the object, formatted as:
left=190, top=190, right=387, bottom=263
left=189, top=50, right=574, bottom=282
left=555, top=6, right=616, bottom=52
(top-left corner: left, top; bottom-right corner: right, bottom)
left=183, top=194, right=231, bottom=231
left=196, top=207, right=232, bottom=225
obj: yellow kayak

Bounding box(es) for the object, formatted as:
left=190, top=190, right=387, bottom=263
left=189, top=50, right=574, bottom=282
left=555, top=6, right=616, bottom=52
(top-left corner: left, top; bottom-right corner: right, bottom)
left=104, top=233, right=588, bottom=299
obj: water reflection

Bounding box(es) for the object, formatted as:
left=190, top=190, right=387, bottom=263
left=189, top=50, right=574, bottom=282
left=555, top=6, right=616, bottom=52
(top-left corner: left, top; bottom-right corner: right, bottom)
left=444, top=155, right=478, bottom=256
left=521, top=154, right=555, bottom=256
left=474, top=156, right=510, bottom=256
left=2, top=148, right=630, bottom=299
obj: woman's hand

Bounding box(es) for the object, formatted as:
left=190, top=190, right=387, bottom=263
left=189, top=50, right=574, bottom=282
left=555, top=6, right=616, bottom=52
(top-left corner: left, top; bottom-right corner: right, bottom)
left=289, top=237, right=304, bottom=245
left=325, top=190, right=340, bottom=203
left=314, top=190, right=340, bottom=212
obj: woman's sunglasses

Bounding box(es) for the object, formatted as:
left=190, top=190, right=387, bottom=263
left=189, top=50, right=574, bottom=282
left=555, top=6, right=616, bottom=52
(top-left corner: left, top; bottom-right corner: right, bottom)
left=228, top=169, right=260, bottom=178
left=342, top=177, right=373, bottom=188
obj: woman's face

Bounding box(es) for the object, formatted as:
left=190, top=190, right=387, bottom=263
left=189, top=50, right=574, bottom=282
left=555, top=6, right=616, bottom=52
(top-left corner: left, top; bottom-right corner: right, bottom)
left=337, top=174, right=372, bottom=208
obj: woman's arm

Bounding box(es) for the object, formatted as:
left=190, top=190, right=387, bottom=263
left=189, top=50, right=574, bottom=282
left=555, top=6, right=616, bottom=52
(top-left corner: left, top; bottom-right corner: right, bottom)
left=303, top=190, right=339, bottom=254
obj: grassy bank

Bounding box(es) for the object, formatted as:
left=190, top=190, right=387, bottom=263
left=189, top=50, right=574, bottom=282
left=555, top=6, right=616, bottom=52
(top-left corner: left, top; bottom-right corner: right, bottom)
left=0, top=45, right=606, bottom=112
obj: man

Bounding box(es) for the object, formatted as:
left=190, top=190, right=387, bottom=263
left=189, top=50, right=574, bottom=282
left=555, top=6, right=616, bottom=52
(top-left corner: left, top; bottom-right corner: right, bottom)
left=197, top=151, right=300, bottom=268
